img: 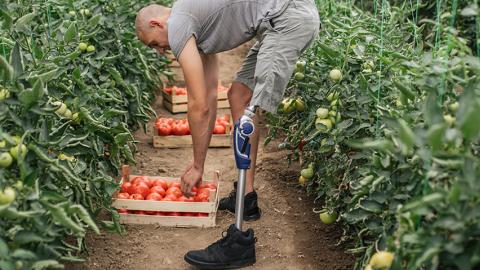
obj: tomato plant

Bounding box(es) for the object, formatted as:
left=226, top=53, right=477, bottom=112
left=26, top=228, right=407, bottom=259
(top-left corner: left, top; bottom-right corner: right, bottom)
left=267, top=1, right=480, bottom=269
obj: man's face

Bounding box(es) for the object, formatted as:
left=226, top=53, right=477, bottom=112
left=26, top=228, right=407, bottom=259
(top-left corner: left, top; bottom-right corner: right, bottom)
left=138, top=21, right=170, bottom=54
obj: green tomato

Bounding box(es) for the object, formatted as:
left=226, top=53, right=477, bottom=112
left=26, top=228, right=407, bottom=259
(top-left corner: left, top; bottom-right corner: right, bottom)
left=78, top=42, right=88, bottom=51
left=294, top=99, right=305, bottom=112
left=329, top=69, right=342, bottom=82
left=336, top=112, right=341, bottom=123
left=10, top=144, right=27, bottom=160
left=282, top=98, right=295, bottom=113
left=320, top=138, right=328, bottom=146
left=14, top=181, right=23, bottom=191
left=315, top=118, right=333, bottom=132
left=300, top=167, right=314, bottom=179
left=448, top=102, right=459, bottom=112
left=84, top=9, right=91, bottom=16
left=369, top=251, right=394, bottom=269
left=64, top=109, right=73, bottom=119
left=294, top=72, right=305, bottom=81
left=0, top=89, right=11, bottom=100
left=319, top=211, right=338, bottom=224
left=71, top=112, right=80, bottom=124
left=69, top=11, right=76, bottom=16
left=0, top=152, right=13, bottom=168
left=0, top=140, right=6, bottom=148
left=295, top=60, right=306, bottom=72
left=0, top=187, right=16, bottom=205
left=52, top=101, right=67, bottom=115
left=316, top=108, right=329, bottom=119
left=12, top=135, right=22, bottom=145
left=443, top=114, right=456, bottom=126
left=298, top=175, right=307, bottom=186
left=326, top=92, right=336, bottom=102
left=329, top=116, right=336, bottom=125
left=330, top=99, right=338, bottom=106
left=86, top=45, right=96, bottom=52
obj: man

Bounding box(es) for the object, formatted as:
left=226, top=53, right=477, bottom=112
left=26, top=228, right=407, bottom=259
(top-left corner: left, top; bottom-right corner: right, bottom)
left=136, top=0, right=319, bottom=268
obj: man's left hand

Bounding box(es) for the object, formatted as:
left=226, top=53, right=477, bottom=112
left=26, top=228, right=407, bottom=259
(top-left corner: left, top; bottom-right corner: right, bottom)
left=181, top=165, right=203, bottom=197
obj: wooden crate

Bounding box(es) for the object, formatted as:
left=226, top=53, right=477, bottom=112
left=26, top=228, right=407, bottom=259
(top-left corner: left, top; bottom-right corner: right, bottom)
left=152, top=126, right=231, bottom=149
left=151, top=115, right=233, bottom=149
left=112, top=166, right=220, bottom=228
left=162, top=83, right=230, bottom=114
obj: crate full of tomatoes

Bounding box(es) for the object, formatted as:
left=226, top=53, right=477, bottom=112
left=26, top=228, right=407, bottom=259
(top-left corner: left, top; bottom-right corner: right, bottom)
left=112, top=166, right=220, bottom=227
left=152, top=114, right=232, bottom=148
left=162, top=85, right=230, bottom=113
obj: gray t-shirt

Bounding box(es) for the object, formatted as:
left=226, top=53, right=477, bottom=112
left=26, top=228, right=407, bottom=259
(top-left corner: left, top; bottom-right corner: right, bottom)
left=167, top=0, right=290, bottom=58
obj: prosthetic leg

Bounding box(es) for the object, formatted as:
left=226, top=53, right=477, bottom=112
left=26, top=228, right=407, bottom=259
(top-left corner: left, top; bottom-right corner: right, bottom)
left=233, top=105, right=257, bottom=230
left=184, top=106, right=258, bottom=269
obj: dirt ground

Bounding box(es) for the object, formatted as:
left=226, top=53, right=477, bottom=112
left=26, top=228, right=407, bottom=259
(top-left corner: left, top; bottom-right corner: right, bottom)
left=67, top=45, right=355, bottom=270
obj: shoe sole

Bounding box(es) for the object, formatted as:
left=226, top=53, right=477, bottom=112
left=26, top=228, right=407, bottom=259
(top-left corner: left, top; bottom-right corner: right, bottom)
left=184, top=254, right=256, bottom=269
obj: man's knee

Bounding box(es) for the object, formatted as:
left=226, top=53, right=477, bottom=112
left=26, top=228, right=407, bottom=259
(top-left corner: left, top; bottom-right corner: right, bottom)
left=228, top=82, right=252, bottom=107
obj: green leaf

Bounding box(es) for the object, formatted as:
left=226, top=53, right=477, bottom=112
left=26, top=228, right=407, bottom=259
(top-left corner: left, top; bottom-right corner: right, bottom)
left=397, top=119, right=416, bottom=150
left=0, top=261, right=15, bottom=270
left=11, top=249, right=38, bottom=260
left=10, top=43, right=23, bottom=78
left=393, top=79, right=415, bottom=100
left=0, top=55, right=14, bottom=81
left=0, top=238, right=9, bottom=257
left=14, top=12, right=36, bottom=31
left=63, top=22, right=76, bottom=43
left=359, top=199, right=383, bottom=213
left=458, top=100, right=480, bottom=141
left=18, top=79, right=44, bottom=109
left=88, top=14, right=102, bottom=29
left=69, top=205, right=100, bottom=234
left=460, top=4, right=478, bottom=16
left=31, top=260, right=63, bottom=270
left=14, top=231, right=50, bottom=244
left=426, top=123, right=447, bottom=152
left=0, top=9, right=13, bottom=30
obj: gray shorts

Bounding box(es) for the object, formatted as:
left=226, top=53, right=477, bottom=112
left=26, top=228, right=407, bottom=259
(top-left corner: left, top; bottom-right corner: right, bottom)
left=234, top=0, right=320, bottom=112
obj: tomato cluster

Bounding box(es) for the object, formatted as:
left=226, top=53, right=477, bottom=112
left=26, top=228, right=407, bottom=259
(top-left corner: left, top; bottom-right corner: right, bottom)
left=164, top=85, right=228, bottom=96
left=116, top=176, right=217, bottom=217
left=155, top=115, right=231, bottom=136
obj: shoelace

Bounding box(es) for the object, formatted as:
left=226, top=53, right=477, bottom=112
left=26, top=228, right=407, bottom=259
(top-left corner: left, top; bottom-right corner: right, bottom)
left=207, top=230, right=231, bottom=251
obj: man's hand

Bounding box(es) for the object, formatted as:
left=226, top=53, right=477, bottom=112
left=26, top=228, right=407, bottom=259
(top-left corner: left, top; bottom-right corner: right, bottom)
left=181, top=164, right=203, bottom=197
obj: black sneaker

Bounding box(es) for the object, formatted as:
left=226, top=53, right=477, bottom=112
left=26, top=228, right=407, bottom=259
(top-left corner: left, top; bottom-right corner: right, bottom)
left=218, top=182, right=261, bottom=221
left=184, top=224, right=256, bottom=269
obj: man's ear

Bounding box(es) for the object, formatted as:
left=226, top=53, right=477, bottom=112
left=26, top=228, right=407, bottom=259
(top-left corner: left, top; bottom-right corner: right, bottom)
left=149, top=19, right=165, bottom=29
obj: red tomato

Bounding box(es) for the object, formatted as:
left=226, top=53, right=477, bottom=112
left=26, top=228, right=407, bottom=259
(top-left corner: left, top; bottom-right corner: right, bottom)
left=183, top=212, right=196, bottom=216
left=131, top=176, right=148, bottom=186
left=177, top=196, right=194, bottom=202
left=192, top=186, right=198, bottom=193
left=169, top=182, right=182, bottom=189
left=154, top=180, right=168, bottom=190
left=156, top=212, right=166, bottom=216
left=117, top=208, right=128, bottom=214
left=134, top=210, right=147, bottom=215
left=213, top=125, right=226, bottom=134
left=166, top=186, right=182, bottom=197
left=146, top=192, right=163, bottom=201
left=121, top=182, right=132, bottom=193
left=144, top=211, right=156, bottom=215
left=221, top=114, right=230, bottom=122
left=129, top=194, right=144, bottom=200
left=203, top=183, right=217, bottom=190
left=158, top=124, right=172, bottom=136
left=194, top=193, right=209, bottom=202
left=150, top=186, right=166, bottom=197
left=117, top=192, right=130, bottom=199
left=164, top=87, right=172, bottom=95
left=133, top=182, right=150, bottom=198
left=169, top=212, right=182, bottom=216
left=172, top=124, right=182, bottom=136
left=197, top=213, right=209, bottom=217
left=197, top=188, right=213, bottom=196
left=162, top=194, right=178, bottom=201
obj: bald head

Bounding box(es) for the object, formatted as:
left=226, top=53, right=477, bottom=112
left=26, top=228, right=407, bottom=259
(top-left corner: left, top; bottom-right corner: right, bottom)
left=135, top=4, right=171, bottom=54
left=135, top=4, right=170, bottom=35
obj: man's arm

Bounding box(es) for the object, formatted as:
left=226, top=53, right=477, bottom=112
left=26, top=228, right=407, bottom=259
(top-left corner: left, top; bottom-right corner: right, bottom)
left=178, top=37, right=219, bottom=194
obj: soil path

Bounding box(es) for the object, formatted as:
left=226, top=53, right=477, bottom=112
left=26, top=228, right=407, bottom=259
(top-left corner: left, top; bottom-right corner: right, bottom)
left=68, top=45, right=354, bottom=270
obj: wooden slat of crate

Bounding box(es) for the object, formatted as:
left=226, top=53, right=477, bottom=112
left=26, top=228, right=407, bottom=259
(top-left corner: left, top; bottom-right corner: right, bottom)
left=163, top=98, right=230, bottom=114
left=118, top=214, right=216, bottom=227
left=153, top=134, right=231, bottom=148
left=162, top=89, right=228, bottom=104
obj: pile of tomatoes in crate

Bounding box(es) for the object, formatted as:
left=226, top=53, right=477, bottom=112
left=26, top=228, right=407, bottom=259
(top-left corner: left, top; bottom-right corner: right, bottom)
left=116, top=176, right=217, bottom=216
left=155, top=114, right=231, bottom=136
left=164, top=85, right=228, bottom=96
